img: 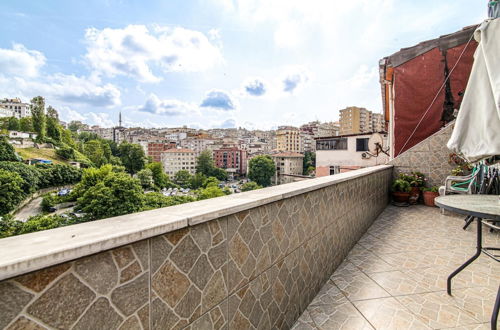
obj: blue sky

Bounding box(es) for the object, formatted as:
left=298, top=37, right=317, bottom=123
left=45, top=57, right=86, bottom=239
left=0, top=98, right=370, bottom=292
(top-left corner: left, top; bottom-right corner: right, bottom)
left=0, top=0, right=485, bottom=129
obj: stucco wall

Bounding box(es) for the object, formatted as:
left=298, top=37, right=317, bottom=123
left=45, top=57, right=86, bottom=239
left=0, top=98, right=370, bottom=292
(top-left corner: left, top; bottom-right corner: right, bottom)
left=389, top=123, right=455, bottom=187
left=0, top=166, right=392, bottom=330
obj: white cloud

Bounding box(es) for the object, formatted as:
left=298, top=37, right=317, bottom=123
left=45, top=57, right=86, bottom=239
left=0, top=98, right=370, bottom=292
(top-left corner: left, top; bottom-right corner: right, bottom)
left=58, top=107, right=115, bottom=127
left=0, top=43, right=45, bottom=77
left=0, top=44, right=121, bottom=108
left=346, top=65, right=379, bottom=88
left=137, top=93, right=198, bottom=116
left=84, top=24, right=223, bottom=82
left=1, top=74, right=121, bottom=108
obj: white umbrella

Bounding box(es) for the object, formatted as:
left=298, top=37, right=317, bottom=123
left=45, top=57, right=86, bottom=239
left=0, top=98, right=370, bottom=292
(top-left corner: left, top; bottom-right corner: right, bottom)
left=447, top=19, right=500, bottom=162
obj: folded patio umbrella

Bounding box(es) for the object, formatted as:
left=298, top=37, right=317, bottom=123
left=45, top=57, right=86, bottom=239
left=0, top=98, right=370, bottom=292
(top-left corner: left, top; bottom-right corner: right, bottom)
left=447, top=19, right=500, bottom=162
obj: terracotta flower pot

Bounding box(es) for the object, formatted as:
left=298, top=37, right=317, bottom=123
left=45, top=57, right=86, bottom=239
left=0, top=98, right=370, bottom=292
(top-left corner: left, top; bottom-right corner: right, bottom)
left=392, top=191, right=410, bottom=203
left=423, top=191, right=439, bottom=207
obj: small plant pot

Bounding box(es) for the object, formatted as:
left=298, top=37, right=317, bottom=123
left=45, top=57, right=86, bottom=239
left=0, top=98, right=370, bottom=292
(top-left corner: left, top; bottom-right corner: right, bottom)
left=423, top=191, right=439, bottom=207
left=392, top=191, right=410, bottom=203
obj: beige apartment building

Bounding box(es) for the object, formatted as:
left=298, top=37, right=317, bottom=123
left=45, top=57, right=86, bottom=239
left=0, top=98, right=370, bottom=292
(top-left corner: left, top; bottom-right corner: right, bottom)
left=276, top=126, right=302, bottom=153
left=339, top=106, right=373, bottom=135
left=272, top=152, right=305, bottom=185
left=161, top=148, right=197, bottom=177
left=371, top=113, right=385, bottom=132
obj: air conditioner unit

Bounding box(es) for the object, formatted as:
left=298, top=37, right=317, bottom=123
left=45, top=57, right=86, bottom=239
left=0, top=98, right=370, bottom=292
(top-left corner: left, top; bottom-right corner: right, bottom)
left=361, top=152, right=369, bottom=159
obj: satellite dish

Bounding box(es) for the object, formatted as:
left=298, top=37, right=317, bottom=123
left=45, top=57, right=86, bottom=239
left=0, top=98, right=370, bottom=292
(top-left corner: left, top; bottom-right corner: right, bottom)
left=368, top=133, right=384, bottom=154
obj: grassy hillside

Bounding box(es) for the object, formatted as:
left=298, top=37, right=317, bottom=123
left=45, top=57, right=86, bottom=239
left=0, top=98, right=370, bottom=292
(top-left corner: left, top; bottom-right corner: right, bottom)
left=15, top=148, right=66, bottom=164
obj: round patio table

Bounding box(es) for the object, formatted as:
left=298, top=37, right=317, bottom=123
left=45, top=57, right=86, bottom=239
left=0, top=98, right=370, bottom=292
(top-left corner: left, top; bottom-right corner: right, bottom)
left=435, top=195, right=500, bottom=330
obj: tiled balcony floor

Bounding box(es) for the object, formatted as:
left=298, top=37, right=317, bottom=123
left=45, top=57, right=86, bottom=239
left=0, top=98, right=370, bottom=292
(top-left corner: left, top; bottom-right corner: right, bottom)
left=292, top=205, right=500, bottom=330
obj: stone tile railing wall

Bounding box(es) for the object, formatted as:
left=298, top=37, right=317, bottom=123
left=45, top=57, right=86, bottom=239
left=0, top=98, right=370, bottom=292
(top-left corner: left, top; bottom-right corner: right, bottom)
left=389, top=123, right=455, bottom=186
left=0, top=165, right=392, bottom=330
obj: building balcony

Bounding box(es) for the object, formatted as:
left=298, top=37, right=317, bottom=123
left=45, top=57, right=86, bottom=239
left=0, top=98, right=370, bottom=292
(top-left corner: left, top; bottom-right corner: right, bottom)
left=0, top=165, right=497, bottom=329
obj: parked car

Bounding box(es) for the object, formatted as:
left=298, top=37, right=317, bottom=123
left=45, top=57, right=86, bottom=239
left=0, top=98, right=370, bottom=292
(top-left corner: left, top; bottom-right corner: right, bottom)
left=58, top=189, right=71, bottom=196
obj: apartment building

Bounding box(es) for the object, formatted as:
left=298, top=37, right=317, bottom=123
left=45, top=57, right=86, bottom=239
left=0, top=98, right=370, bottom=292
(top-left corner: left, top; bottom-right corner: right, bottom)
left=276, top=126, right=302, bottom=153
left=161, top=148, right=197, bottom=176
left=371, top=113, right=385, bottom=133
left=0, top=106, right=14, bottom=118
left=214, top=147, right=247, bottom=176
left=148, top=142, right=177, bottom=163
left=315, top=132, right=389, bottom=176
left=339, top=107, right=373, bottom=135
left=0, top=98, right=30, bottom=118
left=272, top=152, right=304, bottom=185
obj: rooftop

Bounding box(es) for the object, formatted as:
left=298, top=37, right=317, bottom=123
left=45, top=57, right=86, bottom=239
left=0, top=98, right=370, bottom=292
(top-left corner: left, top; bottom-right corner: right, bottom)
left=161, top=148, right=195, bottom=153
left=292, top=205, right=499, bottom=329
left=272, top=152, right=305, bottom=158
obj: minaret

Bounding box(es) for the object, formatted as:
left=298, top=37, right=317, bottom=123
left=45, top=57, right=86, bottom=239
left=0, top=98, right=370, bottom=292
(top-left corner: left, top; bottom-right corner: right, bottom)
left=119, top=112, right=122, bottom=127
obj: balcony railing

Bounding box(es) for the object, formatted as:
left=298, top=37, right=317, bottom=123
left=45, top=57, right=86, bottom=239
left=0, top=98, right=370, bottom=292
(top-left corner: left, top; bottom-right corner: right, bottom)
left=0, top=165, right=392, bottom=329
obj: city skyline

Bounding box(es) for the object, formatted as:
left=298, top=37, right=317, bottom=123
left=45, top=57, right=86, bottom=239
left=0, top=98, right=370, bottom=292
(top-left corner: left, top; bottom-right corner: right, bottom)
left=0, top=0, right=484, bottom=130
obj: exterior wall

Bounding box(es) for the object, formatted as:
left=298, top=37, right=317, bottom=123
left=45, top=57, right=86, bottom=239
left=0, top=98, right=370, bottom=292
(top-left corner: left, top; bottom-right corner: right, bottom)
left=316, top=134, right=389, bottom=177
left=214, top=148, right=247, bottom=175
left=0, top=166, right=392, bottom=330
left=272, top=155, right=304, bottom=184
left=389, top=123, right=455, bottom=186
left=161, top=150, right=197, bottom=176
left=148, top=142, right=175, bottom=163
left=276, top=127, right=302, bottom=153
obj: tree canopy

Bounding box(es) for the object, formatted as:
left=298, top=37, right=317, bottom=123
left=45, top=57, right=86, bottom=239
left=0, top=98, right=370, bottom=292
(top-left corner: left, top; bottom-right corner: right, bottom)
left=248, top=155, right=276, bottom=187
left=30, top=96, right=46, bottom=140
left=118, top=143, right=146, bottom=174
left=0, top=136, right=19, bottom=161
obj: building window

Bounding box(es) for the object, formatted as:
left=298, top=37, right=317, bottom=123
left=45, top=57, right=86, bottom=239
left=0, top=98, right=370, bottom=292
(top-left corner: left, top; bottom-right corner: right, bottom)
left=356, top=138, right=369, bottom=152
left=316, top=138, right=347, bottom=150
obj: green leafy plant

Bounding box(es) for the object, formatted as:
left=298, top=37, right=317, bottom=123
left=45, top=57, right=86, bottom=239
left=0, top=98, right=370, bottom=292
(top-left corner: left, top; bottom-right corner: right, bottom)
left=399, top=172, right=425, bottom=187
left=391, top=179, right=411, bottom=193
left=422, top=186, right=439, bottom=193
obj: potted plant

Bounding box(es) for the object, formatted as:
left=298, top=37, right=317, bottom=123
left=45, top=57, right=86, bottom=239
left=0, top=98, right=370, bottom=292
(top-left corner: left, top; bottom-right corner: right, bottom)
left=391, top=179, right=411, bottom=204
left=422, top=186, right=439, bottom=207
left=399, top=172, right=425, bottom=204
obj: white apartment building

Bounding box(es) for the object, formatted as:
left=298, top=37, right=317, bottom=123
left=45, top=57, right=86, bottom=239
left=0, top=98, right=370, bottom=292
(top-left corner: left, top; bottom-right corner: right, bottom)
left=0, top=98, right=30, bottom=118
left=271, top=152, right=305, bottom=185
left=0, top=106, right=14, bottom=118
left=180, top=138, right=218, bottom=156
left=315, top=132, right=389, bottom=177
left=161, top=148, right=197, bottom=176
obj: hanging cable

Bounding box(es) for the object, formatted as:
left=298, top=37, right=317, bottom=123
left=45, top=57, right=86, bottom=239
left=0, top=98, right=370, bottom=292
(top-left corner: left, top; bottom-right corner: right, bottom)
left=396, top=25, right=480, bottom=157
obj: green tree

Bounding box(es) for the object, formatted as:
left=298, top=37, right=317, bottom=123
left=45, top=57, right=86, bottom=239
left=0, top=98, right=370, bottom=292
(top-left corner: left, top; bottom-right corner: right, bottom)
left=142, top=193, right=195, bottom=210
left=119, top=143, right=146, bottom=174
left=203, top=176, right=219, bottom=188
left=0, top=169, right=25, bottom=215
left=146, top=162, right=170, bottom=188
left=197, top=185, right=225, bottom=200
left=61, top=129, right=76, bottom=147
left=241, top=181, right=262, bottom=192
left=210, top=167, right=228, bottom=181
left=46, top=107, right=61, bottom=143
left=56, top=146, right=76, bottom=160
left=196, top=150, right=215, bottom=176
left=303, top=152, right=316, bottom=175
left=248, top=155, right=276, bottom=187
left=83, top=140, right=106, bottom=167
left=30, top=96, right=46, bottom=140
left=68, top=120, right=85, bottom=132
left=77, top=171, right=144, bottom=220
left=72, top=164, right=115, bottom=198
left=137, top=168, right=154, bottom=190
left=7, top=117, right=20, bottom=131
left=174, top=170, right=192, bottom=187
left=189, top=172, right=206, bottom=189
left=19, top=117, right=33, bottom=132
left=0, top=136, right=19, bottom=161
left=0, top=161, right=42, bottom=193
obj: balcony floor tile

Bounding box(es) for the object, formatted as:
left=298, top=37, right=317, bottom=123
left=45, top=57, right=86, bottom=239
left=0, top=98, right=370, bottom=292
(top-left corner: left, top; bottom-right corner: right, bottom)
left=293, top=205, right=499, bottom=329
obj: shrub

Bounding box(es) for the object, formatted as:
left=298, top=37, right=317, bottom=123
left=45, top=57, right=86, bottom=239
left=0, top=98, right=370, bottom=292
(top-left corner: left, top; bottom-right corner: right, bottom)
left=56, top=146, right=76, bottom=160
left=41, top=194, right=57, bottom=212
left=241, top=181, right=262, bottom=192
left=143, top=193, right=195, bottom=210
left=0, top=169, right=26, bottom=215
left=0, top=161, right=42, bottom=194
left=0, top=136, right=19, bottom=161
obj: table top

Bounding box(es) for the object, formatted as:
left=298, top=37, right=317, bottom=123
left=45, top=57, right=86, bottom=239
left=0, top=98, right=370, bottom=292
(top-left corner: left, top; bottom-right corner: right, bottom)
left=435, top=195, right=500, bottom=221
